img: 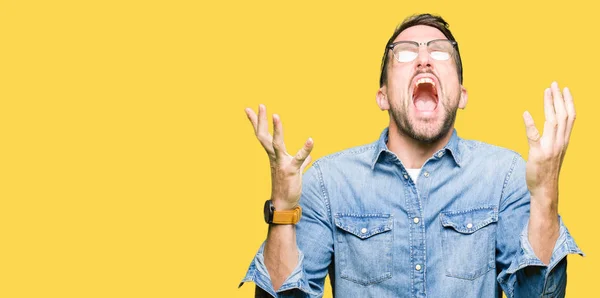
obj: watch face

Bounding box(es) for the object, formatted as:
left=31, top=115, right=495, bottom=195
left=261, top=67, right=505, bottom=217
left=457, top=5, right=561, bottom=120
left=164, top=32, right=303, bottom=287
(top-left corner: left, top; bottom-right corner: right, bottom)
left=263, top=200, right=274, bottom=223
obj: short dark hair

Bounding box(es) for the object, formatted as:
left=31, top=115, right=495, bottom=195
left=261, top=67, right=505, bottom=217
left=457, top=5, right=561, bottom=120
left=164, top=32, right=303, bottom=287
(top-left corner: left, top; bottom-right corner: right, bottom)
left=379, top=13, right=463, bottom=87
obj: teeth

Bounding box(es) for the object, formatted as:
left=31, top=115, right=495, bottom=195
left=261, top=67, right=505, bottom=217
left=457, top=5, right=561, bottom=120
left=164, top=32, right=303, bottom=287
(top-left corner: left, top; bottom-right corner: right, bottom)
left=415, top=77, right=435, bottom=87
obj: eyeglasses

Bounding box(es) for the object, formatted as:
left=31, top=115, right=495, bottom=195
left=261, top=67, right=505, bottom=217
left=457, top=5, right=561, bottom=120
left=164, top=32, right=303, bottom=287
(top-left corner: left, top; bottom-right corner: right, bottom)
left=388, top=39, right=457, bottom=63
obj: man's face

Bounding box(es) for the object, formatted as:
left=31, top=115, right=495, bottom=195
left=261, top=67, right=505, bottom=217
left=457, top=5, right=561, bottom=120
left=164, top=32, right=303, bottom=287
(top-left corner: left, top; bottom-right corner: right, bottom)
left=379, top=25, right=467, bottom=143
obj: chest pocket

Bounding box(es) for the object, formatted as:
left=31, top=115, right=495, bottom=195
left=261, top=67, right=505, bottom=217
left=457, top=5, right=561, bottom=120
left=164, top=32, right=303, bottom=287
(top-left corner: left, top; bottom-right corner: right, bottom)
left=440, top=206, right=498, bottom=280
left=334, top=213, right=393, bottom=286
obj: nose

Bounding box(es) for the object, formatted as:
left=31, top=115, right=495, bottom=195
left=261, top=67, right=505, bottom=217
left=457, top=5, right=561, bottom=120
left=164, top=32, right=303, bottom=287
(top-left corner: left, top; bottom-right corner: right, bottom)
left=415, top=45, right=432, bottom=70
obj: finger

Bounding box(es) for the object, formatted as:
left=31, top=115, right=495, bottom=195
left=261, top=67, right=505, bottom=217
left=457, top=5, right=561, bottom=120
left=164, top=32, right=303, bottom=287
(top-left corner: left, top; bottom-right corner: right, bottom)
left=244, top=108, right=258, bottom=134
left=542, top=87, right=557, bottom=144
left=563, top=87, right=576, bottom=143
left=257, top=104, right=269, bottom=138
left=300, top=154, right=313, bottom=172
left=256, top=104, right=275, bottom=156
left=523, top=111, right=541, bottom=147
left=272, top=114, right=288, bottom=159
left=257, top=104, right=273, bottom=142
left=551, top=81, right=567, bottom=145
left=292, top=137, right=314, bottom=169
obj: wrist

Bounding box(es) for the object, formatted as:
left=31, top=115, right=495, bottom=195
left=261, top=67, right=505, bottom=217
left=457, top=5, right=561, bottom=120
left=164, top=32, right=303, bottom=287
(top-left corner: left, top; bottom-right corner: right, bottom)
left=264, top=199, right=302, bottom=225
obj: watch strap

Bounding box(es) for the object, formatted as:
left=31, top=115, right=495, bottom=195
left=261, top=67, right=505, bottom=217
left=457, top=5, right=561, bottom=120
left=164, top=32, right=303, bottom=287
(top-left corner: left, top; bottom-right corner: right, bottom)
left=272, top=206, right=302, bottom=224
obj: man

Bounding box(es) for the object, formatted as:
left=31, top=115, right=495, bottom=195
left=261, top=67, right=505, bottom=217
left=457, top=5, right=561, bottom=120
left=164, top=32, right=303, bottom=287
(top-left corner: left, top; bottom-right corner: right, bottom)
left=240, top=13, right=583, bottom=297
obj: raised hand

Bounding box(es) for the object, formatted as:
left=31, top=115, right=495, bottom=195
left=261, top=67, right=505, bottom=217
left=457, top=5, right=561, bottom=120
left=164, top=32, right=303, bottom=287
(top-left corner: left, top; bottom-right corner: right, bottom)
left=245, top=104, right=314, bottom=210
left=522, top=82, right=576, bottom=205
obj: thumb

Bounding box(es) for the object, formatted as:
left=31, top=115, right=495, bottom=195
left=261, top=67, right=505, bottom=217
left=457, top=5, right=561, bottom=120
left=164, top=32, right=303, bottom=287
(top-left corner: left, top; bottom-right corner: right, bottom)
left=292, top=137, right=314, bottom=169
left=300, top=154, right=313, bottom=173
left=523, top=111, right=541, bottom=147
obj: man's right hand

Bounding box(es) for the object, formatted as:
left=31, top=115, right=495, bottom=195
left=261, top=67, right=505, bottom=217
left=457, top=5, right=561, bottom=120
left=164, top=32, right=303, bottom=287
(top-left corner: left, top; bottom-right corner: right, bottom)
left=245, top=104, right=314, bottom=211
left=245, top=104, right=314, bottom=291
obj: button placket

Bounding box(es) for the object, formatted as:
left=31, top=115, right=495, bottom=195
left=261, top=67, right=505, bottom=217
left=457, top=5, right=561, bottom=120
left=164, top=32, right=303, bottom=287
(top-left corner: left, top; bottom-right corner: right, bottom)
left=407, top=184, right=426, bottom=295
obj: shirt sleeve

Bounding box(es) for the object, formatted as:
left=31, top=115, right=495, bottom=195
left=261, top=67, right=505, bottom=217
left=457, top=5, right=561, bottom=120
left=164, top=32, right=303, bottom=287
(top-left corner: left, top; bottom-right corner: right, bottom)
left=495, top=154, right=584, bottom=298
left=239, top=163, right=334, bottom=298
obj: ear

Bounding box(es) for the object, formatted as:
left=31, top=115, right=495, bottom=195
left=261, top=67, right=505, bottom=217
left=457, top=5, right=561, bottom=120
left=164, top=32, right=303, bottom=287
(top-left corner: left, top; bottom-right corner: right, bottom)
left=458, top=85, right=468, bottom=109
left=376, top=87, right=390, bottom=111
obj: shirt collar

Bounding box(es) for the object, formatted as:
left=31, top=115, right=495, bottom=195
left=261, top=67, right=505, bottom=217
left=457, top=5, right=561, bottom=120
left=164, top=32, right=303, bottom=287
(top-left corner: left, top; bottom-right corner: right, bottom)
left=370, top=127, right=463, bottom=169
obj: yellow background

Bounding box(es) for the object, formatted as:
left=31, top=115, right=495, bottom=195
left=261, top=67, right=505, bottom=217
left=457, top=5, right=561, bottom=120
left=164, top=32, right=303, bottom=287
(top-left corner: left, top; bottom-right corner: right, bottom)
left=0, top=0, right=596, bottom=297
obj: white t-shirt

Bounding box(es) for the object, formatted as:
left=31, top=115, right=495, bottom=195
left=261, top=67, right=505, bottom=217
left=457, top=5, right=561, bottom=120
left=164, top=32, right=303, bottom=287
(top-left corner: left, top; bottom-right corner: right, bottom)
left=406, top=168, right=422, bottom=183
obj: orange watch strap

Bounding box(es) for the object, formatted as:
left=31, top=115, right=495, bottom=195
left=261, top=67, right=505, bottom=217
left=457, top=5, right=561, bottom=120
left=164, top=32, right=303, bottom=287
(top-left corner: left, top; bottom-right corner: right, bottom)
left=272, top=206, right=302, bottom=224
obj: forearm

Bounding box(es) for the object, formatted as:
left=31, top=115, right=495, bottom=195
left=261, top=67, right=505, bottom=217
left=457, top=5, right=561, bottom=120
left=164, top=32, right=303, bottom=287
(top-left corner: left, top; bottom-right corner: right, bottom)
left=528, top=191, right=560, bottom=265
left=497, top=153, right=583, bottom=297
left=264, top=224, right=298, bottom=291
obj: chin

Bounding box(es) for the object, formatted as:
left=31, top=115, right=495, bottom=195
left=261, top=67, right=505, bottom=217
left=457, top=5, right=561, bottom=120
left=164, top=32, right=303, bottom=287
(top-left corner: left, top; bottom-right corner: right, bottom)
left=397, top=115, right=454, bottom=144
left=409, top=128, right=447, bottom=144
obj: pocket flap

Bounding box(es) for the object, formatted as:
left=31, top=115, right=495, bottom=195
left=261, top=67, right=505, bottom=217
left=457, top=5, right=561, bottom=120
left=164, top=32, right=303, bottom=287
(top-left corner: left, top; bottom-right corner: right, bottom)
left=334, top=214, right=392, bottom=239
left=440, top=206, right=498, bottom=234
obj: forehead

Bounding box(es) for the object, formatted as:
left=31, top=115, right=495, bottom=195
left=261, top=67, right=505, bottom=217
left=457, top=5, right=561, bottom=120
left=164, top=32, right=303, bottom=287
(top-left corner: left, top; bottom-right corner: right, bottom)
left=394, top=25, right=447, bottom=43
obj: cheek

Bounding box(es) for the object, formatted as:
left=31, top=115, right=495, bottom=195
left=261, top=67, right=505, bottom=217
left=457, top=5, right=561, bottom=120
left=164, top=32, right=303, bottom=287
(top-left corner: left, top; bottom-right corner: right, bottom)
left=390, top=63, right=412, bottom=84
left=439, top=65, right=458, bottom=83
left=439, top=67, right=460, bottom=94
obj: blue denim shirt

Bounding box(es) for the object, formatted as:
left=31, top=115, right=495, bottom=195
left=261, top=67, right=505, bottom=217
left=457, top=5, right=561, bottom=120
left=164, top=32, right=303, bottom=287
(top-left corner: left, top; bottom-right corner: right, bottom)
left=241, top=128, right=583, bottom=298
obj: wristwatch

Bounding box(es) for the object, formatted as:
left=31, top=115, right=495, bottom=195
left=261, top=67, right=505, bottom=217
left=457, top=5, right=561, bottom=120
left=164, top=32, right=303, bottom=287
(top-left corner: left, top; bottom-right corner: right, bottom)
left=263, top=200, right=302, bottom=224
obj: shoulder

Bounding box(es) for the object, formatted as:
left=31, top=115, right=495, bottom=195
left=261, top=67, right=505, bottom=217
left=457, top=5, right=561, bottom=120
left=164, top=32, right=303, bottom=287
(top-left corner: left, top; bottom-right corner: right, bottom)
left=305, top=140, right=378, bottom=175
left=458, top=137, right=525, bottom=167
left=319, top=142, right=377, bottom=163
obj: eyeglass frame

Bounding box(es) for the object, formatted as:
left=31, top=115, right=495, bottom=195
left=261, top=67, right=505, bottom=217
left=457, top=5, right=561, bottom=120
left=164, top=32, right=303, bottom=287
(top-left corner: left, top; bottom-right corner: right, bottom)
left=387, top=39, right=458, bottom=63
left=379, top=37, right=464, bottom=87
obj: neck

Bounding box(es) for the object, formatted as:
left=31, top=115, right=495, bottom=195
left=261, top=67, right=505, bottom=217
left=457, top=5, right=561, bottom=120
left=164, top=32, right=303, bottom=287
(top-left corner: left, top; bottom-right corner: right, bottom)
left=386, top=122, right=454, bottom=169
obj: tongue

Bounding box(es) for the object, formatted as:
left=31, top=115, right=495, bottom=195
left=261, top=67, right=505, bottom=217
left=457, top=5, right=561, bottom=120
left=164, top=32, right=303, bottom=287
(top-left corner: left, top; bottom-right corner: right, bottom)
left=414, top=94, right=437, bottom=111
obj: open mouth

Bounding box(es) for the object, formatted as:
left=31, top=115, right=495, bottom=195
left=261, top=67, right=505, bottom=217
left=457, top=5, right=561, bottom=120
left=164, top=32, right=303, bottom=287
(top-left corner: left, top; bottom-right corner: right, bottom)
left=412, top=77, right=439, bottom=112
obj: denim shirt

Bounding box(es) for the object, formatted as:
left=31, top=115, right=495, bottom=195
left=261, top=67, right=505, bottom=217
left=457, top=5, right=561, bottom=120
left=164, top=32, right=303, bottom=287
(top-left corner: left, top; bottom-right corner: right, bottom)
left=241, top=128, right=584, bottom=298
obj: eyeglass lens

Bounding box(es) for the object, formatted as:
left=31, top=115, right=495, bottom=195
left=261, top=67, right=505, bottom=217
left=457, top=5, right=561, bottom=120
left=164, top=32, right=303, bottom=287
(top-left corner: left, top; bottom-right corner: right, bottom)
left=393, top=40, right=453, bottom=63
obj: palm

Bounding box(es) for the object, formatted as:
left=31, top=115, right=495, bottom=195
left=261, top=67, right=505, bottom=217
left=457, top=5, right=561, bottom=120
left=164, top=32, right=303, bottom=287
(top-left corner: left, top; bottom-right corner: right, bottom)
left=522, top=82, right=574, bottom=198
left=245, top=105, right=314, bottom=210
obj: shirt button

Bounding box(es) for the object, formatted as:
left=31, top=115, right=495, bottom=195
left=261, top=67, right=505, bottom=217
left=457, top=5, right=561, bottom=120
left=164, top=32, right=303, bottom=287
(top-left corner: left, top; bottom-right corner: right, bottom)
left=403, top=174, right=408, bottom=179
left=423, top=171, right=430, bottom=178
left=413, top=217, right=420, bottom=224
left=361, top=228, right=368, bottom=234
left=466, top=223, right=473, bottom=229
left=437, top=152, right=444, bottom=158
left=415, top=264, right=422, bottom=271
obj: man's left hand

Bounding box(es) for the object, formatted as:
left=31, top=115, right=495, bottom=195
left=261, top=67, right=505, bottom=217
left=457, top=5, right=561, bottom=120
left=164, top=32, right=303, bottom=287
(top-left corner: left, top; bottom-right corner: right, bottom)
left=522, top=81, right=576, bottom=264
